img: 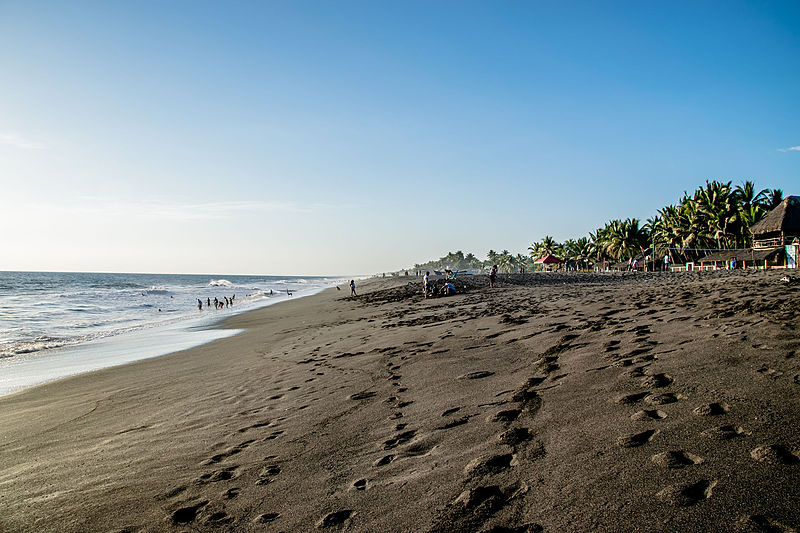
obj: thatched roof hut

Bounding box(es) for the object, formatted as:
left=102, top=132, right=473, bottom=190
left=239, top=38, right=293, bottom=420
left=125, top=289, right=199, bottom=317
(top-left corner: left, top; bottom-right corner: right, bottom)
left=750, top=196, right=800, bottom=249
left=697, top=247, right=783, bottom=269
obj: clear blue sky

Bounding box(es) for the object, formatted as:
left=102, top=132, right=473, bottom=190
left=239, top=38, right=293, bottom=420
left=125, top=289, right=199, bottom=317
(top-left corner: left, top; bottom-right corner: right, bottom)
left=1, top=1, right=798, bottom=275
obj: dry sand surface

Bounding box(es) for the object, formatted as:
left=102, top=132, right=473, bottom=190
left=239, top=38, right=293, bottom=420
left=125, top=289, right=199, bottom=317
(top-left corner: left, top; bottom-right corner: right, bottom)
left=1, top=270, right=799, bottom=532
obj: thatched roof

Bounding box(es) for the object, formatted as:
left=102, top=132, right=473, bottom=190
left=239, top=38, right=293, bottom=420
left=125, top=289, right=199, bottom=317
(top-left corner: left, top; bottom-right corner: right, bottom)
left=750, top=196, right=800, bottom=236
left=698, top=247, right=782, bottom=263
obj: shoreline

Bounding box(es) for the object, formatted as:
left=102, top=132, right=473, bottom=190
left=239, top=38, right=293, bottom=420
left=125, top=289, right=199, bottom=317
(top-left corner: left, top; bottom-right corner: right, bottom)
left=1, top=271, right=798, bottom=532
left=0, top=282, right=337, bottom=398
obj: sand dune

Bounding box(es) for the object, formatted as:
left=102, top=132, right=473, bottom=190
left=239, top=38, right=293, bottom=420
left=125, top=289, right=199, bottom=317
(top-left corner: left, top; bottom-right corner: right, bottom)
left=1, top=270, right=798, bottom=532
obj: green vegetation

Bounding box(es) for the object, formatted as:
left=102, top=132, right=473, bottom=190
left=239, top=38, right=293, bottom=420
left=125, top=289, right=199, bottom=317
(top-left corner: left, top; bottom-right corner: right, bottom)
left=411, top=180, right=784, bottom=272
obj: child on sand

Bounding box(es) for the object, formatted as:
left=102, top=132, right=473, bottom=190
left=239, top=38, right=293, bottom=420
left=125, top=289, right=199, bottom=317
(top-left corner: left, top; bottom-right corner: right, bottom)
left=350, top=280, right=357, bottom=296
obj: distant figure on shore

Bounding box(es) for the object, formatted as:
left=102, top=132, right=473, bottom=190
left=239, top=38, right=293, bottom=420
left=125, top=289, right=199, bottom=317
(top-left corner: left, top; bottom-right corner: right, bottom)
left=197, top=299, right=202, bottom=311
left=287, top=289, right=293, bottom=297
left=270, top=289, right=273, bottom=296
left=632, top=258, right=638, bottom=271
left=214, top=297, right=219, bottom=309
left=350, top=280, right=357, bottom=297
left=424, top=271, right=430, bottom=298
left=663, top=254, right=670, bottom=272
left=489, top=265, right=497, bottom=288
left=207, top=297, right=211, bottom=307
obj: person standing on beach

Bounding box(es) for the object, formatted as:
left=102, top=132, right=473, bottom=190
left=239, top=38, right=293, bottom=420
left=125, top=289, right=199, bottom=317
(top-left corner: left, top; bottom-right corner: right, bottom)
left=350, top=280, right=357, bottom=297
left=424, top=271, right=430, bottom=297
left=663, top=254, right=670, bottom=272
left=489, top=265, right=497, bottom=288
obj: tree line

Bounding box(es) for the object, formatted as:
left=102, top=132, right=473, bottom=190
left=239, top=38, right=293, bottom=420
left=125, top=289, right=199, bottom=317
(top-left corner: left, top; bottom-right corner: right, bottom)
left=412, top=180, right=785, bottom=273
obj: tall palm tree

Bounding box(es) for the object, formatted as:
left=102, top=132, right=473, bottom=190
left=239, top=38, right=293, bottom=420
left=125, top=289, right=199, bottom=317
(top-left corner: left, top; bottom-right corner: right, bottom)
left=601, top=218, right=648, bottom=260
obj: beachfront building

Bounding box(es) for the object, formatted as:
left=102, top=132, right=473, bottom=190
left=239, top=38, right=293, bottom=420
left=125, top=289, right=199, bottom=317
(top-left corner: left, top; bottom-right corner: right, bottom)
left=695, top=196, right=800, bottom=270
left=750, top=196, right=800, bottom=249
left=695, top=248, right=785, bottom=271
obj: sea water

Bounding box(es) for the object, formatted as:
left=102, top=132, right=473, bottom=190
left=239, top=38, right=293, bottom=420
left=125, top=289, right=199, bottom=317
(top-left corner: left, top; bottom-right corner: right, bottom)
left=0, top=272, right=346, bottom=396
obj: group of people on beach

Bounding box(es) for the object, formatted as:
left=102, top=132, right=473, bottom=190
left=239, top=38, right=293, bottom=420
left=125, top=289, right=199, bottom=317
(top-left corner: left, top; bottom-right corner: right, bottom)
left=197, top=295, right=235, bottom=310
left=423, top=271, right=459, bottom=298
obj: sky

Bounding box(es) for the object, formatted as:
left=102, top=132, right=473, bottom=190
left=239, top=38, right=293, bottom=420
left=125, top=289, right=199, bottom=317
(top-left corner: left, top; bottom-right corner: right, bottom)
left=1, top=1, right=798, bottom=275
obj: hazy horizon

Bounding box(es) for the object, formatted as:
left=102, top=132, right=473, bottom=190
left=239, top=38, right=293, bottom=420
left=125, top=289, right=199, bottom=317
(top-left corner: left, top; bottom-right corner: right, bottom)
left=2, top=1, right=798, bottom=275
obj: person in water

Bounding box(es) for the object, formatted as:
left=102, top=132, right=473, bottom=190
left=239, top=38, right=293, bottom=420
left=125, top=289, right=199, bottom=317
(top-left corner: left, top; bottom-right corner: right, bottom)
left=197, top=298, right=203, bottom=310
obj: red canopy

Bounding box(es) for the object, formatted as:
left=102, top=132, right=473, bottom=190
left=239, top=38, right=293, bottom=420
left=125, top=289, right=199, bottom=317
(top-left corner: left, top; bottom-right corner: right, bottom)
left=534, top=254, right=565, bottom=264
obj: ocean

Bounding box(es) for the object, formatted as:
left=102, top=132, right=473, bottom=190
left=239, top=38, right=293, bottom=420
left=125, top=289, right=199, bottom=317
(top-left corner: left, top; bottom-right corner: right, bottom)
left=0, top=271, right=346, bottom=396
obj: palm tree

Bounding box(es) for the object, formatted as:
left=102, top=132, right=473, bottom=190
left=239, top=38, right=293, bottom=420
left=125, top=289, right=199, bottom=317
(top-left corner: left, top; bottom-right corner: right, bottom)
left=761, top=189, right=784, bottom=210
left=497, top=250, right=514, bottom=273
left=600, top=218, right=648, bottom=261
left=515, top=253, right=528, bottom=273
left=486, top=250, right=498, bottom=269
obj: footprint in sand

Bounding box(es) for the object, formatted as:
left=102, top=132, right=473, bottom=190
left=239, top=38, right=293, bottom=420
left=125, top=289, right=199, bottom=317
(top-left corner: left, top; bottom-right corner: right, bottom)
left=317, top=510, right=353, bottom=528
left=734, top=514, right=798, bottom=532
left=464, top=454, right=515, bottom=476
left=204, top=510, right=232, bottom=525
left=701, top=425, right=746, bottom=440
left=616, top=429, right=658, bottom=447
left=640, top=373, right=673, bottom=388
left=750, top=445, right=800, bottom=465
left=615, top=392, right=650, bottom=405
left=383, top=430, right=417, bottom=450
left=631, top=409, right=667, bottom=421
left=215, top=485, right=238, bottom=501
left=170, top=500, right=209, bottom=524
left=625, top=367, right=647, bottom=378
left=352, top=479, right=367, bottom=490
left=255, top=464, right=281, bottom=485
left=651, top=450, right=704, bottom=468
left=349, top=391, right=376, bottom=401
left=645, top=393, right=678, bottom=405
left=657, top=479, right=716, bottom=507
left=198, top=466, right=238, bottom=483
left=489, top=409, right=522, bottom=423
left=254, top=512, right=280, bottom=523
left=374, top=454, right=395, bottom=466
left=498, top=427, right=533, bottom=446
left=693, top=402, right=729, bottom=416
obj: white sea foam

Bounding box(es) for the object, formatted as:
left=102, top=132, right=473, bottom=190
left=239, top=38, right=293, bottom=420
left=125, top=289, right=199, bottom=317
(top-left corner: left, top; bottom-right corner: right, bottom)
left=0, top=272, right=351, bottom=396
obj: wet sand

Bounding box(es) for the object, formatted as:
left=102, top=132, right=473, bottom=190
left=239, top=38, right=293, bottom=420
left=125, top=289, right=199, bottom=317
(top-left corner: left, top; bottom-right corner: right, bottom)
left=1, top=270, right=799, bottom=532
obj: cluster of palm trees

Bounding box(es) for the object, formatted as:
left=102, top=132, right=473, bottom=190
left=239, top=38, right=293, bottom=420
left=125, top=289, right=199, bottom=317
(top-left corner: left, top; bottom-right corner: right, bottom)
left=537, top=181, right=783, bottom=268
left=411, top=181, right=784, bottom=273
